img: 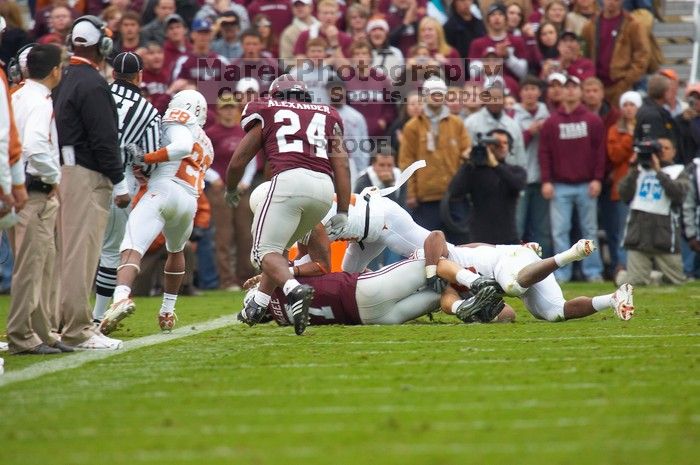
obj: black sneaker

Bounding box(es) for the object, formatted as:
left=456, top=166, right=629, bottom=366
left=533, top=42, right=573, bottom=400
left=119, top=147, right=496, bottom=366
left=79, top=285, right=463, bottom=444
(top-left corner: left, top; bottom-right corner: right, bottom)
left=287, top=284, right=314, bottom=335
left=470, top=276, right=504, bottom=294
left=455, top=287, right=503, bottom=323
left=241, top=299, right=267, bottom=327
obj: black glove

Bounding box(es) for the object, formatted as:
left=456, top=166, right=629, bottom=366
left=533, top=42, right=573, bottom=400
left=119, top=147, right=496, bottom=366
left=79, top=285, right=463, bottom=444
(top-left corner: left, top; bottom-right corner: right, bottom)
left=426, top=275, right=448, bottom=294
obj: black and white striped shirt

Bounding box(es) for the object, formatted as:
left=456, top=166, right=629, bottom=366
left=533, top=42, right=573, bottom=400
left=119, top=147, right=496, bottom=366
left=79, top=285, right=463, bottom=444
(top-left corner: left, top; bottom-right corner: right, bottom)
left=110, top=79, right=161, bottom=164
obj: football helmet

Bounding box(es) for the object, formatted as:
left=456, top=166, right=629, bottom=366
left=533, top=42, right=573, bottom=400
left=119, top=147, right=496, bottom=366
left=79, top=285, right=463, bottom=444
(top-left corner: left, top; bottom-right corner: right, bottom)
left=269, top=74, right=311, bottom=102
left=168, top=89, right=208, bottom=127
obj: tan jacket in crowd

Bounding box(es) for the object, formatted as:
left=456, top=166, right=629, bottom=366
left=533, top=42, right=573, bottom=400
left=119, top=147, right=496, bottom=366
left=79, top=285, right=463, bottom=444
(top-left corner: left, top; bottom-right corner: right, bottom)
left=399, top=112, right=471, bottom=203
left=581, top=12, right=651, bottom=108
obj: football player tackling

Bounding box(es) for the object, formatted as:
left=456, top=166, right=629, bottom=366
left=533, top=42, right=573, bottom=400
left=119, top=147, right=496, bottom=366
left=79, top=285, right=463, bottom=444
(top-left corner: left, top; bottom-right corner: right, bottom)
left=100, top=90, right=214, bottom=334
left=225, top=74, right=351, bottom=335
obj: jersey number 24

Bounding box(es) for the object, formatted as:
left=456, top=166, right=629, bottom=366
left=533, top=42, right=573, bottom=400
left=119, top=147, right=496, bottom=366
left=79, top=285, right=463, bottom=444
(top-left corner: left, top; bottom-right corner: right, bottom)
left=274, top=110, right=328, bottom=159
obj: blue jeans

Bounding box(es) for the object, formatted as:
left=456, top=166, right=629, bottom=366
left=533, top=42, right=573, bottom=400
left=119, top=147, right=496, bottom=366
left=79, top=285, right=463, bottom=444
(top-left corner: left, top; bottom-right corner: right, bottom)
left=680, top=237, right=699, bottom=278
left=599, top=196, right=629, bottom=271
left=0, top=231, right=13, bottom=291
left=550, top=183, right=604, bottom=282
left=195, top=225, right=219, bottom=289
left=516, top=184, right=553, bottom=258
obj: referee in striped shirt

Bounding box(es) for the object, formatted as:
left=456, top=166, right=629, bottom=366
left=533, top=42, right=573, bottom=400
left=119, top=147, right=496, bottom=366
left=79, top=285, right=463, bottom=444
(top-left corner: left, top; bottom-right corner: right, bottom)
left=93, top=51, right=161, bottom=323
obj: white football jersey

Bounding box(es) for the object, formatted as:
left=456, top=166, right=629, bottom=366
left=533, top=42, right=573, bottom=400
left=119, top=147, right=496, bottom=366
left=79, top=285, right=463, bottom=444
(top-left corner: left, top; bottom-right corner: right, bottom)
left=149, top=108, right=214, bottom=197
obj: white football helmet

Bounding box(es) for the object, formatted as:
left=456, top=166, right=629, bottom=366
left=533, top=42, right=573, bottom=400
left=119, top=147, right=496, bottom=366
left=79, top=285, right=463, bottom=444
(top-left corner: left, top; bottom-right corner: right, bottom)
left=168, top=89, right=208, bottom=127
left=249, top=181, right=271, bottom=213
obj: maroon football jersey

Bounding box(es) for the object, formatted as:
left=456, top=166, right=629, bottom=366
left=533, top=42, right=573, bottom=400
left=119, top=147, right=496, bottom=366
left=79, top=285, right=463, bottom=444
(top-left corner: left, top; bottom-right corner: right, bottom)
left=240, top=97, right=343, bottom=177
left=268, top=273, right=362, bottom=326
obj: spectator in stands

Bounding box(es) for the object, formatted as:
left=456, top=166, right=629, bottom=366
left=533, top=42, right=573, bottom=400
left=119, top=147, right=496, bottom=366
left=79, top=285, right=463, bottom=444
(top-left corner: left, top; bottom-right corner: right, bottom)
left=634, top=74, right=683, bottom=160
left=464, top=85, right=526, bottom=168
left=676, top=83, right=700, bottom=165
left=39, top=5, right=73, bottom=45
left=545, top=71, right=565, bottom=111
left=606, top=90, right=642, bottom=279
left=346, top=3, right=370, bottom=42
left=388, top=90, right=422, bottom=154
left=343, top=40, right=396, bottom=137
left=100, top=5, right=123, bottom=34
left=535, top=21, right=559, bottom=63
left=387, top=0, right=425, bottom=57
left=443, top=0, right=485, bottom=60
left=682, top=145, right=700, bottom=278
left=514, top=75, right=552, bottom=257
left=582, top=0, right=650, bottom=109
left=583, top=77, right=620, bottom=134
left=279, top=0, right=319, bottom=62
left=294, top=0, right=352, bottom=58
left=194, top=0, right=250, bottom=32
left=568, top=0, right=598, bottom=35
left=253, top=15, right=278, bottom=57
left=506, top=2, right=525, bottom=35
left=544, top=31, right=594, bottom=81
left=172, top=19, right=227, bottom=85
left=659, top=68, right=685, bottom=118
left=229, top=29, right=280, bottom=92
left=399, top=77, right=471, bottom=232
left=542, top=0, right=569, bottom=32
left=450, top=128, right=527, bottom=244
left=539, top=74, right=605, bottom=282
left=248, top=0, right=293, bottom=37
left=139, top=41, right=171, bottom=113
left=211, top=12, right=242, bottom=60
left=417, top=16, right=459, bottom=64
left=161, top=14, right=190, bottom=76
left=0, top=2, right=30, bottom=65
left=469, top=2, right=528, bottom=85
left=619, top=137, right=689, bottom=286
left=112, top=10, right=142, bottom=55
left=141, top=0, right=176, bottom=45
left=289, top=37, right=334, bottom=104
left=398, top=42, right=441, bottom=94
left=367, top=17, right=404, bottom=79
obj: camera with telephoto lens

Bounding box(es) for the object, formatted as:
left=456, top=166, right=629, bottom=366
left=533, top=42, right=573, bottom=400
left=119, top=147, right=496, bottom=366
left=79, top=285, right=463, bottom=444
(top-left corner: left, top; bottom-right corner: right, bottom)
left=471, top=132, right=500, bottom=167
left=633, top=125, right=662, bottom=169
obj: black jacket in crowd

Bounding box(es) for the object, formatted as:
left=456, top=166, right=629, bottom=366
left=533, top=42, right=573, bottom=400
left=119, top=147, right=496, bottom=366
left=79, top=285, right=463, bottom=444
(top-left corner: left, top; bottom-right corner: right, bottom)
left=634, top=97, right=685, bottom=163
left=443, top=10, right=485, bottom=62
left=54, top=62, right=124, bottom=185
left=449, top=161, right=527, bottom=245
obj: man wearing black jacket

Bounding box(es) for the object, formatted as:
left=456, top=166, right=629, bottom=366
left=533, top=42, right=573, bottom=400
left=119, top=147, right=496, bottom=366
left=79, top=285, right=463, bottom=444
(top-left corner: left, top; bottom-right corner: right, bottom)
left=443, top=0, right=485, bottom=59
left=449, top=128, right=527, bottom=244
left=634, top=74, right=684, bottom=161
left=53, top=16, right=130, bottom=350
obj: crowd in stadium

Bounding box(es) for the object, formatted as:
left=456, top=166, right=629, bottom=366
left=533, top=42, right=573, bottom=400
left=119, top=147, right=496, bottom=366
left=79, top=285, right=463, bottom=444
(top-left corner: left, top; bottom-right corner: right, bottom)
left=0, top=0, right=698, bottom=353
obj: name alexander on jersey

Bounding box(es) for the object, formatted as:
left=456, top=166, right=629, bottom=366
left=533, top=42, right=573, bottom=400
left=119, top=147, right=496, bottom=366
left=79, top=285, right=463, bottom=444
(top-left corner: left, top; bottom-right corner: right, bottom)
left=266, top=99, right=331, bottom=114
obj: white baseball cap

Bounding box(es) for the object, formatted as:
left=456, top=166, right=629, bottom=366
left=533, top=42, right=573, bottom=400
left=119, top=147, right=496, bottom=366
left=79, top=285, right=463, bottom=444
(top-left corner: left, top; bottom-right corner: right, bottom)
left=291, top=0, right=312, bottom=5
left=0, top=16, right=6, bottom=33
left=236, top=77, right=260, bottom=93
left=423, top=77, right=448, bottom=95
left=71, top=20, right=102, bottom=46
left=366, top=18, right=389, bottom=33
left=547, top=72, right=567, bottom=85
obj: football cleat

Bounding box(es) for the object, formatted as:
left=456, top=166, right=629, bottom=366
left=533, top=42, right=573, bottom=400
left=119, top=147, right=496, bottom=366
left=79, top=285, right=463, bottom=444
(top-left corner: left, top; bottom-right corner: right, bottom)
left=455, top=286, right=504, bottom=323
left=158, top=312, right=177, bottom=332
left=240, top=299, right=268, bottom=327
left=100, top=298, right=136, bottom=335
left=470, top=276, right=504, bottom=294
left=611, top=283, right=634, bottom=321
left=287, top=284, right=314, bottom=335
left=571, top=239, right=597, bottom=261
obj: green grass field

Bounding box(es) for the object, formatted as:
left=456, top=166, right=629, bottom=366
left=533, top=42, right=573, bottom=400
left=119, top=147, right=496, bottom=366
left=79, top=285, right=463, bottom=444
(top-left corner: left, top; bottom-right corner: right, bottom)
left=1, top=282, right=699, bottom=465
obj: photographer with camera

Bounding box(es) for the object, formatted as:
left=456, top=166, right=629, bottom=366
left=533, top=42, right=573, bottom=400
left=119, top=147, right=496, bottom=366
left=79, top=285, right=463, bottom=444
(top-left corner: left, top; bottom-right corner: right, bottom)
left=634, top=74, right=684, bottom=163
left=447, top=129, right=527, bottom=244
left=618, top=135, right=689, bottom=286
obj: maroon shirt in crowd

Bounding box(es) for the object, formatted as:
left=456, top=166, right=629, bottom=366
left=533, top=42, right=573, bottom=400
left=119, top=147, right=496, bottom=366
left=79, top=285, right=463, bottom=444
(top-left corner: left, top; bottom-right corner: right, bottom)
left=247, top=0, right=293, bottom=36
left=173, top=52, right=228, bottom=82
left=269, top=273, right=363, bottom=326
left=566, top=57, right=596, bottom=81
left=227, top=56, right=280, bottom=91
left=206, top=123, right=245, bottom=178
left=343, top=68, right=397, bottom=136
left=469, top=35, right=528, bottom=84
left=241, top=97, right=344, bottom=177
left=163, top=40, right=192, bottom=78
left=596, top=14, right=624, bottom=86
left=142, top=67, right=172, bottom=114
left=538, top=104, right=606, bottom=184
left=293, top=27, right=353, bottom=58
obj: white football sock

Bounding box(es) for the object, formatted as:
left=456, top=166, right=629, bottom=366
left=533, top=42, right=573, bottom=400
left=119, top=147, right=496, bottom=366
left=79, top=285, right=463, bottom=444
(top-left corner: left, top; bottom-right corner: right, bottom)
left=253, top=290, right=271, bottom=307
left=92, top=294, right=111, bottom=320
left=160, top=293, right=178, bottom=315
left=456, top=269, right=479, bottom=287
left=283, top=279, right=301, bottom=295
left=113, top=285, right=131, bottom=303
left=450, top=300, right=464, bottom=315
left=554, top=242, right=584, bottom=267
left=591, top=294, right=613, bottom=312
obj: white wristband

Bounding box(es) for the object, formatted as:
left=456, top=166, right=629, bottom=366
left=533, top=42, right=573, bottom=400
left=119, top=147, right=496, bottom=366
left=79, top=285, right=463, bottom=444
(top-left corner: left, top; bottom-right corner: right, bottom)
left=113, top=179, right=129, bottom=196
left=425, top=265, right=437, bottom=278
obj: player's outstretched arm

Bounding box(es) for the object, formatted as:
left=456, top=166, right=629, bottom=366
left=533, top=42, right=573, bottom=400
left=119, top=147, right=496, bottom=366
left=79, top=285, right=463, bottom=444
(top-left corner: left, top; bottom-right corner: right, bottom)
left=226, top=123, right=263, bottom=193
left=306, top=224, right=332, bottom=272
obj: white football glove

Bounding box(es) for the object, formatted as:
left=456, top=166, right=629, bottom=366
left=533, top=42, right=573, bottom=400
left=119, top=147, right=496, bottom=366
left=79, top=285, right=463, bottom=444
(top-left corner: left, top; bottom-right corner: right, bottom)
left=124, top=143, right=146, bottom=166
left=325, top=212, right=349, bottom=241
left=224, top=187, right=241, bottom=208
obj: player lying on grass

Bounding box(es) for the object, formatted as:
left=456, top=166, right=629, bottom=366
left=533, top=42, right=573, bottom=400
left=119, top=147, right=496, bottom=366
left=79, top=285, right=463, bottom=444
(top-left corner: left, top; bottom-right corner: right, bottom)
left=100, top=90, right=214, bottom=335
left=422, top=230, right=635, bottom=322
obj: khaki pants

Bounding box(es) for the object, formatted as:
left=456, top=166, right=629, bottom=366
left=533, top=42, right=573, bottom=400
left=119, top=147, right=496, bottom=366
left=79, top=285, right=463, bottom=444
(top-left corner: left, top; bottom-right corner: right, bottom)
left=626, top=249, right=687, bottom=286
left=6, top=192, right=59, bottom=353
left=57, top=166, right=113, bottom=345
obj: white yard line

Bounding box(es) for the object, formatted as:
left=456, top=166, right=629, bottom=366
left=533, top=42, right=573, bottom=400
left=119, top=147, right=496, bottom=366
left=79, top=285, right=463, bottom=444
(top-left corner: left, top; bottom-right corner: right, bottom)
left=0, top=314, right=241, bottom=388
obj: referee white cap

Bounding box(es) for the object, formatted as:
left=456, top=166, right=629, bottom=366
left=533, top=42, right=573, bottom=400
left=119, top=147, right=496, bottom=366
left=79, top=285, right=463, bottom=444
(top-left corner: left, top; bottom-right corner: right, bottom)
left=72, top=20, right=102, bottom=46
left=113, top=52, right=143, bottom=74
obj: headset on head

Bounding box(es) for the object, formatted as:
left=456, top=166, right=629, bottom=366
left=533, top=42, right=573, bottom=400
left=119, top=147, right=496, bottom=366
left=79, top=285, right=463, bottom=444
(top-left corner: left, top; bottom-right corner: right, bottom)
left=8, top=43, right=37, bottom=84
left=66, top=15, right=113, bottom=58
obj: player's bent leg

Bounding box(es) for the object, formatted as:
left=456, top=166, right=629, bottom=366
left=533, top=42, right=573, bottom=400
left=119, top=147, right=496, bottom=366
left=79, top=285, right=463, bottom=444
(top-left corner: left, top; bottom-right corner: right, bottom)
left=94, top=205, right=129, bottom=321
left=159, top=251, right=185, bottom=332
left=521, top=275, right=567, bottom=322
left=362, top=290, right=440, bottom=324
left=100, top=250, right=142, bottom=335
